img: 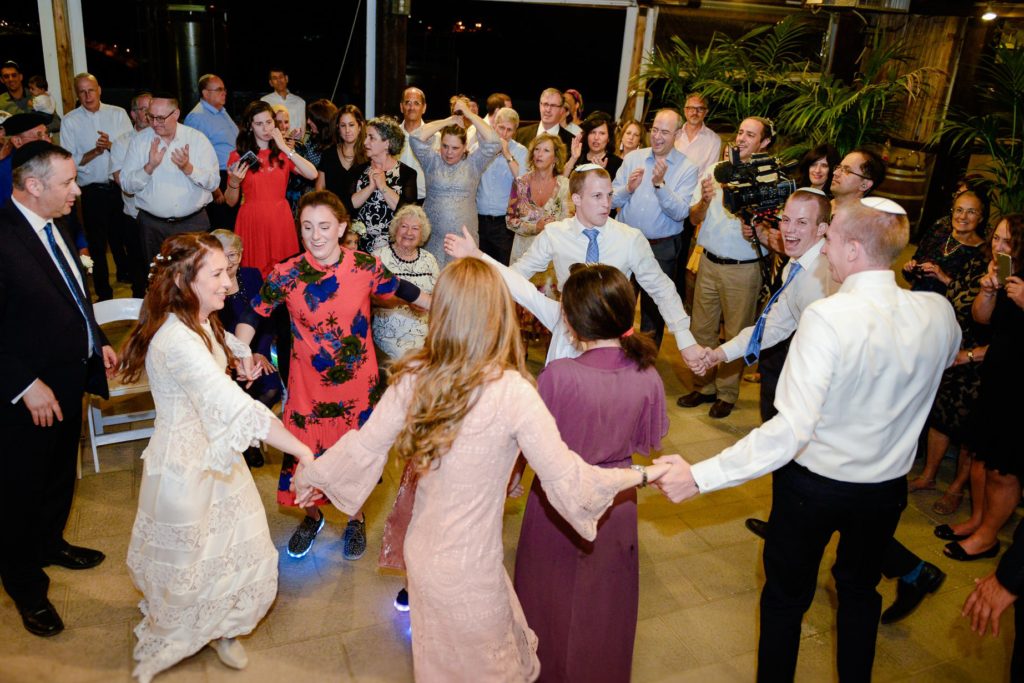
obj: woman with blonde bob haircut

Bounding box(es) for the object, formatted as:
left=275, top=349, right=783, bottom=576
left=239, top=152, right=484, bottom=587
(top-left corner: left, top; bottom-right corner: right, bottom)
left=294, top=258, right=670, bottom=682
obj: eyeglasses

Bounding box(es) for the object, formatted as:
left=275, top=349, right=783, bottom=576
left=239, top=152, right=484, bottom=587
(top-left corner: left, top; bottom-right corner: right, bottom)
left=204, top=86, right=226, bottom=92
left=540, top=102, right=561, bottom=109
left=684, top=106, right=707, bottom=112
left=953, top=207, right=981, bottom=217
left=146, top=109, right=177, bottom=124
left=834, top=164, right=868, bottom=180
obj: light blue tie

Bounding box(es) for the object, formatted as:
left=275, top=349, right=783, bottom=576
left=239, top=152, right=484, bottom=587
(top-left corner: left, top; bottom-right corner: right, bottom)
left=43, top=222, right=101, bottom=356
left=744, top=261, right=802, bottom=365
left=583, top=228, right=599, bottom=263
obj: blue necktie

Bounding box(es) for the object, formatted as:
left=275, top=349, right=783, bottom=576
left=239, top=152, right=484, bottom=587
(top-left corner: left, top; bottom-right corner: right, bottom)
left=583, top=228, right=599, bottom=263
left=744, top=261, right=802, bottom=365
left=43, top=222, right=102, bottom=356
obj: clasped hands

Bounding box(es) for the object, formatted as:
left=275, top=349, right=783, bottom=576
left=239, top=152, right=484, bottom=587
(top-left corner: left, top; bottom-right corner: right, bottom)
left=647, top=454, right=701, bottom=503
left=681, top=344, right=724, bottom=376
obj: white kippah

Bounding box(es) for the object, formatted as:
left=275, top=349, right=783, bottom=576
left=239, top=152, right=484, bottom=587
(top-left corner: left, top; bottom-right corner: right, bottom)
left=860, top=196, right=907, bottom=215
left=572, top=163, right=604, bottom=173
left=794, top=187, right=826, bottom=197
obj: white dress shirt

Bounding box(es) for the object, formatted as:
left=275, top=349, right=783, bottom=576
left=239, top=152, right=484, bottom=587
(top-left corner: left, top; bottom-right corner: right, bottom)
left=675, top=123, right=722, bottom=177
left=694, top=165, right=761, bottom=262
left=60, top=102, right=132, bottom=186
left=10, top=197, right=92, bottom=402
left=692, top=270, right=960, bottom=492
left=718, top=240, right=838, bottom=362
left=612, top=148, right=700, bottom=239
left=260, top=91, right=306, bottom=138
left=511, top=216, right=697, bottom=350
left=110, top=127, right=143, bottom=218
left=399, top=121, right=430, bottom=200
left=120, top=124, right=219, bottom=218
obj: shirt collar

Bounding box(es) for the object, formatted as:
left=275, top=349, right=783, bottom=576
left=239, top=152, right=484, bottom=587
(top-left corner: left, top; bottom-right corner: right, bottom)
left=10, top=196, right=50, bottom=232
left=839, top=268, right=895, bottom=293
left=572, top=215, right=608, bottom=235
left=200, top=99, right=224, bottom=115
left=795, top=239, right=825, bottom=270
left=540, top=123, right=561, bottom=136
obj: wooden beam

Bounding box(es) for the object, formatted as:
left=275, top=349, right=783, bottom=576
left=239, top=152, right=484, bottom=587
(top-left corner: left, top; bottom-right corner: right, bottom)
left=51, top=0, right=77, bottom=113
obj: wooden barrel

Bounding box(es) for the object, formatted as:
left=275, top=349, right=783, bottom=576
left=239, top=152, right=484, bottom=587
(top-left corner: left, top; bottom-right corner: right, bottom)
left=875, top=147, right=935, bottom=238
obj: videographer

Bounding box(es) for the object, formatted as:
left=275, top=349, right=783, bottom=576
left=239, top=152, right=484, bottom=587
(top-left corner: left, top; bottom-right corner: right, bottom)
left=677, top=116, right=773, bottom=419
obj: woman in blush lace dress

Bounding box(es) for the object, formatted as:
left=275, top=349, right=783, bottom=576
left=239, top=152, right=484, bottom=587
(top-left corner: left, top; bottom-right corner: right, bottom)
left=295, top=258, right=672, bottom=682
left=119, top=233, right=314, bottom=683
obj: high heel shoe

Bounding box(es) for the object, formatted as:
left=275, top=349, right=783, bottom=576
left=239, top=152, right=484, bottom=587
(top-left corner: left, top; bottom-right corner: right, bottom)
left=934, top=524, right=970, bottom=541
left=943, top=540, right=1000, bottom=562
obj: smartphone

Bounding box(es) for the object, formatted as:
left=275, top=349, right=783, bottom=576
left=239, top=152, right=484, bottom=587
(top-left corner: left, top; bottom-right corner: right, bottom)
left=996, top=252, right=1013, bottom=285
left=237, top=150, right=260, bottom=171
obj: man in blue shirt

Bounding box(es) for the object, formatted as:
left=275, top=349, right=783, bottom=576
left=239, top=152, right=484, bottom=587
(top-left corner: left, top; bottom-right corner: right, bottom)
left=476, top=107, right=527, bottom=265
left=184, top=74, right=238, bottom=229
left=612, top=108, right=700, bottom=349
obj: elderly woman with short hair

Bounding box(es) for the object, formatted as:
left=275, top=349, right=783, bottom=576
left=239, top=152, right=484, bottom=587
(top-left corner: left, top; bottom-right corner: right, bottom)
left=372, top=204, right=439, bottom=361
left=351, top=115, right=417, bottom=253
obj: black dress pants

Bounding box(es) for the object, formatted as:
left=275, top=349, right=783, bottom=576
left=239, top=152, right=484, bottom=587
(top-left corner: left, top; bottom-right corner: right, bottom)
left=758, top=462, right=906, bottom=683
left=0, top=363, right=87, bottom=608
left=639, top=233, right=682, bottom=350
left=478, top=214, right=514, bottom=266
left=81, top=183, right=129, bottom=300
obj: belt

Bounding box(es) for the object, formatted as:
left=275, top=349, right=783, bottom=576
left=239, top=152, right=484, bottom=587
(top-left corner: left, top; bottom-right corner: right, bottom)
left=140, top=207, right=206, bottom=224
left=82, top=182, right=117, bottom=190
left=703, top=249, right=759, bottom=265
left=647, top=234, right=681, bottom=246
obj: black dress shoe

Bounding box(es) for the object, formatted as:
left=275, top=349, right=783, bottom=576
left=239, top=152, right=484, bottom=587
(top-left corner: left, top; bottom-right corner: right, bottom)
left=880, top=562, right=945, bottom=624
left=47, top=545, right=105, bottom=570
left=745, top=518, right=769, bottom=539
left=676, top=391, right=716, bottom=408
left=934, top=524, right=970, bottom=541
left=19, top=599, right=64, bottom=637
left=708, top=400, right=735, bottom=419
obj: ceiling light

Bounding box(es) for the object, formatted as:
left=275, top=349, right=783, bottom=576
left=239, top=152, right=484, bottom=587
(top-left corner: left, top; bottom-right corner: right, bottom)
left=982, top=4, right=998, bottom=21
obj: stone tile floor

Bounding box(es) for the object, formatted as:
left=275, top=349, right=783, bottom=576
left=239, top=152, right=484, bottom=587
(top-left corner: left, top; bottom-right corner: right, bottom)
left=2, top=275, right=1014, bottom=681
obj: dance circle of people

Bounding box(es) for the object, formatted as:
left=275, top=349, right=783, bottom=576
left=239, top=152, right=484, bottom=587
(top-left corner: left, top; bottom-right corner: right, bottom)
left=2, top=71, right=1024, bottom=683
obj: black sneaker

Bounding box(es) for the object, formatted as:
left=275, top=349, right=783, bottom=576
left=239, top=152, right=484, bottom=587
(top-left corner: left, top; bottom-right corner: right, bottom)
left=342, top=517, right=367, bottom=560
left=287, top=512, right=324, bottom=558
left=394, top=587, right=409, bottom=612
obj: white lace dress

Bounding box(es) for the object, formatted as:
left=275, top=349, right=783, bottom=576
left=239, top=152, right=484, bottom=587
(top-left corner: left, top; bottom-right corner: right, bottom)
left=127, top=314, right=277, bottom=683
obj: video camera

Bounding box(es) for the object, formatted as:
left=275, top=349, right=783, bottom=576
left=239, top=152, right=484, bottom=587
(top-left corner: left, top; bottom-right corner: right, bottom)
left=713, top=148, right=797, bottom=220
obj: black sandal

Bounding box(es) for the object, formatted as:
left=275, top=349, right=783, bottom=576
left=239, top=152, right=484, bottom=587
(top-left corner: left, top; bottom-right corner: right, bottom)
left=943, top=540, right=1000, bottom=561
left=934, top=524, right=970, bottom=541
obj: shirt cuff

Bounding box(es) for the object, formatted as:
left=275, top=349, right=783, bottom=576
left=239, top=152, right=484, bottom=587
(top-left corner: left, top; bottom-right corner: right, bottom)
left=672, top=329, right=697, bottom=352
left=718, top=337, right=743, bottom=363
left=690, top=457, right=728, bottom=494
left=11, top=378, right=38, bottom=405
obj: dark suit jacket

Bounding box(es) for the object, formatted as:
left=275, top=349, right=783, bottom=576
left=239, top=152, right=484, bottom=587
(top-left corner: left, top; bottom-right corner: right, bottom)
left=0, top=200, right=110, bottom=410
left=514, top=123, right=576, bottom=150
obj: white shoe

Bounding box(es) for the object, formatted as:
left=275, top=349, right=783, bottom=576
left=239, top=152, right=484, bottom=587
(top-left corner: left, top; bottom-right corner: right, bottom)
left=209, top=638, right=248, bottom=669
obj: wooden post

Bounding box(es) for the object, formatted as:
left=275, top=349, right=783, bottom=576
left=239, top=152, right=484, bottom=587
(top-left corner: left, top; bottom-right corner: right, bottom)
left=618, top=7, right=648, bottom=122
left=51, top=0, right=77, bottom=113
left=380, top=1, right=409, bottom=117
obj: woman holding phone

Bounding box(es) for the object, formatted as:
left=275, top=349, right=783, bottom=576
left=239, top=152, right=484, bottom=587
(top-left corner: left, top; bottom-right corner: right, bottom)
left=225, top=101, right=318, bottom=275
left=939, top=215, right=1024, bottom=562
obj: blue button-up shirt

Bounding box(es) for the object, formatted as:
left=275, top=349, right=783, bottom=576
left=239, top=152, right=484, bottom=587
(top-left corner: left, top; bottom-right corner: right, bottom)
left=476, top=139, right=527, bottom=216
left=184, top=100, right=239, bottom=170
left=611, top=147, right=699, bottom=240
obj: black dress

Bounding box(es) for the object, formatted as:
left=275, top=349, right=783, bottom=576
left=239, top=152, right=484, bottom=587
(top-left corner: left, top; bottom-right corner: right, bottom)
left=316, top=147, right=363, bottom=217
left=906, top=216, right=986, bottom=296
left=969, top=283, right=1024, bottom=475
left=569, top=151, right=622, bottom=182
left=352, top=161, right=418, bottom=253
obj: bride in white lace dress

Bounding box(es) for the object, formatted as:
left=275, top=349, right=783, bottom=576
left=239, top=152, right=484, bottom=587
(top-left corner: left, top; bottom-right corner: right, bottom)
left=119, top=233, right=314, bottom=683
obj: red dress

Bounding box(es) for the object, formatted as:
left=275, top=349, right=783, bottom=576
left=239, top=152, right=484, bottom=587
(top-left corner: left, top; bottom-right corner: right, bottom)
left=252, top=249, right=400, bottom=505
left=228, top=148, right=299, bottom=275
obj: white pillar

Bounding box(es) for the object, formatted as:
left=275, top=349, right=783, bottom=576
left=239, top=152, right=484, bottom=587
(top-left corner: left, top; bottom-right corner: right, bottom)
left=634, top=6, right=658, bottom=121
left=615, top=6, right=639, bottom=120
left=366, top=0, right=376, bottom=118
left=36, top=0, right=88, bottom=117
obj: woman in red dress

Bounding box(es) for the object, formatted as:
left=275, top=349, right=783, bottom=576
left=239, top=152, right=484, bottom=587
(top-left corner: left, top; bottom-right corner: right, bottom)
left=225, top=101, right=318, bottom=275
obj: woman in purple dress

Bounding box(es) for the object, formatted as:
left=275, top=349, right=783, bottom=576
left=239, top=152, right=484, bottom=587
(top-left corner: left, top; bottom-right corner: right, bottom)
left=513, top=263, right=668, bottom=683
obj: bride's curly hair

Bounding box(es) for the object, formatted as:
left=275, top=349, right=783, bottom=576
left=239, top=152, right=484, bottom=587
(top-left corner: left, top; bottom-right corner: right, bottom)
left=389, top=258, right=530, bottom=472
left=119, top=232, right=234, bottom=382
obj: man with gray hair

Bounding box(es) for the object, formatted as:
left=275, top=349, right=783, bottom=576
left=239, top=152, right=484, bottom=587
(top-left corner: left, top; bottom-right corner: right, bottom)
left=655, top=197, right=961, bottom=682
left=476, top=106, right=527, bottom=264
left=60, top=73, right=133, bottom=300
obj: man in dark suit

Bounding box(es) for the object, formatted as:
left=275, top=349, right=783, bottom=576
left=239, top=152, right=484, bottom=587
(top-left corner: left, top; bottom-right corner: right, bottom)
left=514, top=87, right=576, bottom=149
left=0, top=141, right=116, bottom=636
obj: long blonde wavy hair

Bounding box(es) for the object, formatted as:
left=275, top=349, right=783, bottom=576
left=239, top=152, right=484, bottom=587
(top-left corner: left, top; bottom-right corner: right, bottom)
left=389, top=258, right=530, bottom=472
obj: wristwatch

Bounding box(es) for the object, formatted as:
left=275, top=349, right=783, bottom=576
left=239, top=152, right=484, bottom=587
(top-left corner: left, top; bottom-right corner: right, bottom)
left=967, top=349, right=975, bottom=362
left=654, top=181, right=665, bottom=189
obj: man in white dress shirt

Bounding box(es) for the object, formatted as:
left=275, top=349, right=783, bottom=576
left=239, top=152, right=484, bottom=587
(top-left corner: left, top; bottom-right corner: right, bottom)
left=120, top=94, right=219, bottom=262
left=655, top=198, right=961, bottom=683
left=60, top=73, right=133, bottom=300
left=261, top=68, right=305, bottom=139
left=110, top=91, right=152, bottom=298
left=511, top=165, right=706, bottom=373
left=398, top=87, right=428, bottom=202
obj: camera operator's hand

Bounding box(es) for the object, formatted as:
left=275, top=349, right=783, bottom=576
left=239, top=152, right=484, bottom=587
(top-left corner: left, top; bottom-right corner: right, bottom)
left=651, top=158, right=668, bottom=187
left=627, top=168, right=644, bottom=193
left=741, top=221, right=754, bottom=240
left=700, top=177, right=715, bottom=204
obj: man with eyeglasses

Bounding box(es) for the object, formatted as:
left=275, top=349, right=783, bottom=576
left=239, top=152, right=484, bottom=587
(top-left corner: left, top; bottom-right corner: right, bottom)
left=110, top=92, right=153, bottom=298
left=185, top=74, right=239, bottom=229
left=831, top=148, right=886, bottom=209
left=1, top=113, right=53, bottom=201
left=120, top=94, right=219, bottom=263
left=514, top=87, right=575, bottom=149
left=60, top=73, right=133, bottom=300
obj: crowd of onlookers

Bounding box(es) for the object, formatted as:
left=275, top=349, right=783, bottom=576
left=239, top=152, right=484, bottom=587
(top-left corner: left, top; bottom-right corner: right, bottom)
left=3, top=55, right=1024, bottom=682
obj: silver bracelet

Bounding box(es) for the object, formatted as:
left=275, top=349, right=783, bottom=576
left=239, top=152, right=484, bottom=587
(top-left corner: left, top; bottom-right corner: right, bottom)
left=630, top=464, right=647, bottom=488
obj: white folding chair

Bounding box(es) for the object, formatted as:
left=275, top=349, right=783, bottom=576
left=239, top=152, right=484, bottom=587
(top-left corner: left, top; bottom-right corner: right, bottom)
left=84, top=298, right=155, bottom=474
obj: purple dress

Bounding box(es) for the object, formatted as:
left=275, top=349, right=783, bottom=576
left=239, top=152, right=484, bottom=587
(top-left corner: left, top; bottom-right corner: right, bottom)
left=513, top=347, right=668, bottom=683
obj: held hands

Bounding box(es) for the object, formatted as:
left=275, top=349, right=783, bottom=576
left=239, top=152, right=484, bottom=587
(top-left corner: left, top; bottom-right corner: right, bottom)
left=962, top=573, right=1017, bottom=637
left=626, top=168, right=644, bottom=194
left=444, top=225, right=483, bottom=259
left=170, top=144, right=193, bottom=176
left=291, top=446, right=324, bottom=507
left=680, top=344, right=719, bottom=376
left=650, top=454, right=700, bottom=503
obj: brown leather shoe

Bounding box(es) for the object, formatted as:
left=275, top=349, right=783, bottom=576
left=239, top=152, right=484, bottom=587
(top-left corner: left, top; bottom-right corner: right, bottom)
left=708, top=400, right=735, bottom=419
left=676, top=391, right=716, bottom=408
